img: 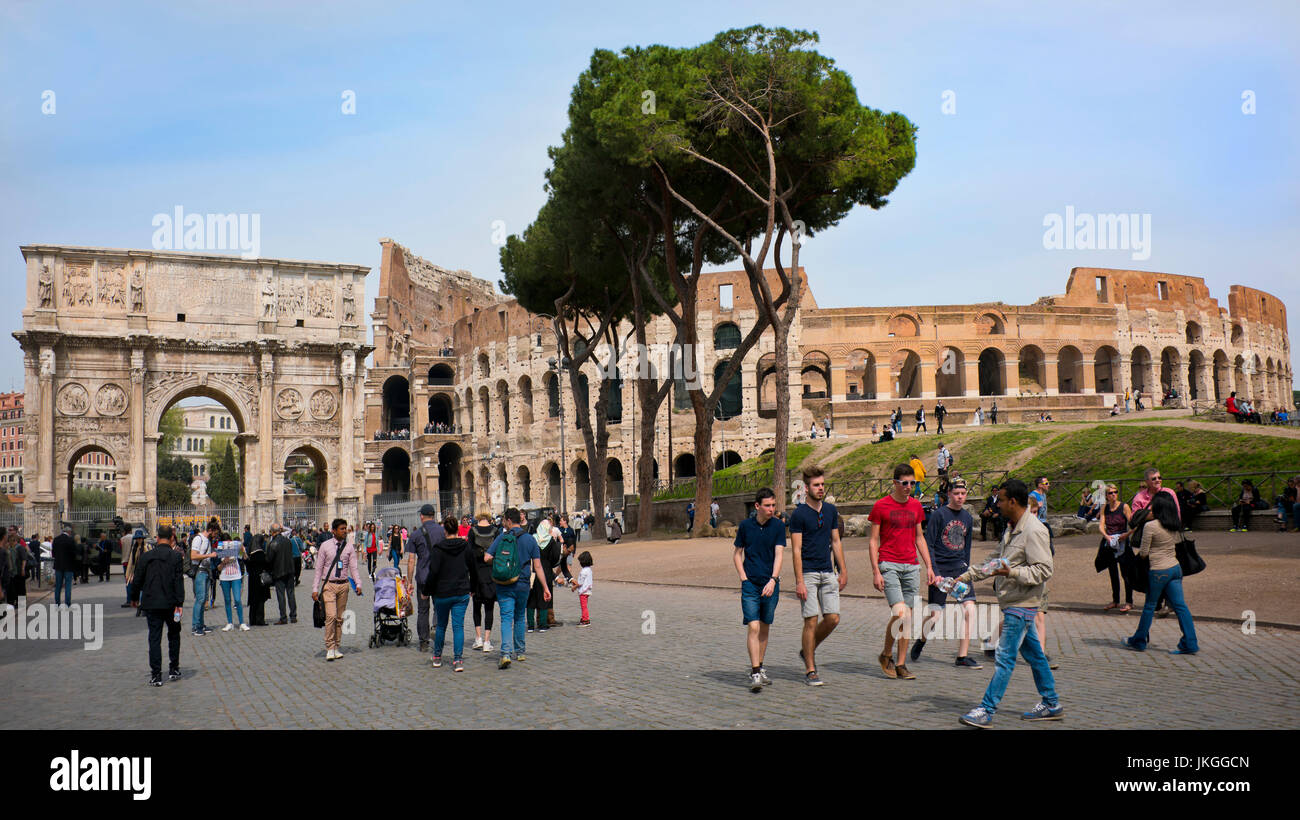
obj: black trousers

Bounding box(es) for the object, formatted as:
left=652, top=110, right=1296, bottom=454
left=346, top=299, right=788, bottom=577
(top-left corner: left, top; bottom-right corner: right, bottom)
left=472, top=593, right=495, bottom=631
left=274, top=577, right=297, bottom=620
left=936, top=417, right=944, bottom=434
left=1231, top=504, right=1253, bottom=529
left=365, top=552, right=377, bottom=576
left=293, top=557, right=302, bottom=585
left=416, top=593, right=430, bottom=643
left=144, top=608, right=182, bottom=676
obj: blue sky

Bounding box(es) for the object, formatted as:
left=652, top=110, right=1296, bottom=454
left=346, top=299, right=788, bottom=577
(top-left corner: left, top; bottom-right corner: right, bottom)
left=2, top=0, right=1297, bottom=391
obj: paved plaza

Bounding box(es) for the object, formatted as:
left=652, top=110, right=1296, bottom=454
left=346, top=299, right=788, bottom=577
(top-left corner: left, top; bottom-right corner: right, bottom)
left=1, top=570, right=1296, bottom=730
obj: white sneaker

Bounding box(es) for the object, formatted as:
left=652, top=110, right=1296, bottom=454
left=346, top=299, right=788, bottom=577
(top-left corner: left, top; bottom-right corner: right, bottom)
left=472, top=637, right=484, bottom=650
left=239, top=623, right=250, bottom=632
left=482, top=640, right=492, bottom=653
left=326, top=649, right=337, bottom=661
left=222, top=623, right=234, bottom=632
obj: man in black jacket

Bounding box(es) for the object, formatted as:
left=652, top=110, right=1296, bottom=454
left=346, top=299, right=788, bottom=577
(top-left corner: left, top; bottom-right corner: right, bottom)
left=52, top=525, right=78, bottom=606
left=130, top=525, right=186, bottom=686
left=266, top=527, right=297, bottom=624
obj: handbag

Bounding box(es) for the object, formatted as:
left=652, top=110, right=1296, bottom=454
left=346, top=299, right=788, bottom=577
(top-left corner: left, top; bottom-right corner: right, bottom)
left=259, top=570, right=273, bottom=587
left=312, top=541, right=342, bottom=629
left=1131, top=554, right=1150, bottom=594
left=1175, top=536, right=1206, bottom=577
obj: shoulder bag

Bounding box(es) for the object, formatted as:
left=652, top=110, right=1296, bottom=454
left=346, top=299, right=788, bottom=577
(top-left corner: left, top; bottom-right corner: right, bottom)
left=1175, top=534, right=1206, bottom=577
left=312, top=541, right=344, bottom=628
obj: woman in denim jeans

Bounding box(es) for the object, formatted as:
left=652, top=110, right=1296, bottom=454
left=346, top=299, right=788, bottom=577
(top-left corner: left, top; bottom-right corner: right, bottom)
left=216, top=535, right=250, bottom=632
left=423, top=517, right=477, bottom=672
left=1125, top=493, right=1198, bottom=654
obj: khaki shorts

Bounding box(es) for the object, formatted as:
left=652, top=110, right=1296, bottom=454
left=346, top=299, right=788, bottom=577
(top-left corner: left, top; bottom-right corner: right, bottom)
left=800, top=571, right=840, bottom=618
left=880, top=561, right=921, bottom=608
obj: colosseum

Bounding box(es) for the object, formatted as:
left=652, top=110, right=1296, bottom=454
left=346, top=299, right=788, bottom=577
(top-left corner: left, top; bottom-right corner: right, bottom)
left=362, top=240, right=1292, bottom=517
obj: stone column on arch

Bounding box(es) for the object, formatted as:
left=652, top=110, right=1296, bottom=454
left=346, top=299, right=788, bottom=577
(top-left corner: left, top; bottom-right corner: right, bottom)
left=829, top=362, right=848, bottom=403
left=1173, top=351, right=1190, bottom=406
left=963, top=357, right=980, bottom=398
left=1081, top=357, right=1097, bottom=394
left=919, top=360, right=937, bottom=399
left=1003, top=356, right=1019, bottom=398
left=1044, top=358, right=1060, bottom=396
left=339, top=349, right=357, bottom=498
left=124, top=347, right=149, bottom=525
left=1116, top=355, right=1130, bottom=401
left=257, top=351, right=277, bottom=528
left=873, top=361, right=893, bottom=401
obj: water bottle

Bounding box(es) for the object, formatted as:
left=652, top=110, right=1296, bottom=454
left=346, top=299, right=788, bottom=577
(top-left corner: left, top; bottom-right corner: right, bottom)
left=935, top=576, right=955, bottom=593
left=173, top=606, right=182, bottom=623
left=950, top=580, right=970, bottom=599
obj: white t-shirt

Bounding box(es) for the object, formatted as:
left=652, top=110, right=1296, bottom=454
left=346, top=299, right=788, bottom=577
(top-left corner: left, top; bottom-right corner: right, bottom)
left=576, top=566, right=593, bottom=596
left=217, top=540, right=243, bottom=581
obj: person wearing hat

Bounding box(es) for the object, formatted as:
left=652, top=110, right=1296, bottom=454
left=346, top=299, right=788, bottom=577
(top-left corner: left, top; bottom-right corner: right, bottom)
left=404, top=504, right=445, bottom=652
left=913, top=477, right=982, bottom=669
left=52, top=524, right=78, bottom=607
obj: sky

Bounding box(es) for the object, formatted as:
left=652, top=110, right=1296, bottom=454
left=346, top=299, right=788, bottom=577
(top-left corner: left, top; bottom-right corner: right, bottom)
left=1, top=0, right=1297, bottom=392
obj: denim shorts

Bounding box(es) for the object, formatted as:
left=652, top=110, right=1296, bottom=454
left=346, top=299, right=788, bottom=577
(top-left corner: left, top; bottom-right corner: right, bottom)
left=741, top=579, right=779, bottom=625
left=879, top=561, right=921, bottom=608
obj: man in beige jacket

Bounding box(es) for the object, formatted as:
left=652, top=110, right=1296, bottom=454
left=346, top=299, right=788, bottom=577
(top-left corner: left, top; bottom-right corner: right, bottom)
left=954, top=478, right=1062, bottom=728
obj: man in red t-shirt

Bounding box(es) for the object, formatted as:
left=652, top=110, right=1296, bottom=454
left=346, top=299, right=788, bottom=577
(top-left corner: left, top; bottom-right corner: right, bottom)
left=868, top=463, right=935, bottom=681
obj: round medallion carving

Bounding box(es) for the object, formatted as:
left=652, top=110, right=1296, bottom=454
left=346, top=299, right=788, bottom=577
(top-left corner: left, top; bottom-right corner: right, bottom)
left=57, top=383, right=89, bottom=416
left=309, top=389, right=337, bottom=420
left=275, top=388, right=303, bottom=420
left=95, top=383, right=128, bottom=416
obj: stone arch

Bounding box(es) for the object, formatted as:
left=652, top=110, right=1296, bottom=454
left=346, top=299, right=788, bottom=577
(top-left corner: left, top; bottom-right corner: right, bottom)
left=714, top=321, right=741, bottom=350
left=381, top=375, right=411, bottom=433
left=1233, top=354, right=1247, bottom=397
left=673, top=453, right=696, bottom=480
left=1130, top=346, right=1153, bottom=393
left=146, top=377, right=253, bottom=439
left=495, top=379, right=510, bottom=434
left=427, top=392, right=453, bottom=428
left=495, top=462, right=509, bottom=508
left=1185, top=321, right=1202, bottom=345
left=886, top=312, right=919, bottom=337
left=1187, top=350, right=1207, bottom=401
left=1094, top=345, right=1120, bottom=394
left=847, top=348, right=876, bottom=399
left=1017, top=344, right=1046, bottom=393
left=606, top=458, right=624, bottom=509
left=892, top=348, right=922, bottom=398
left=428, top=363, right=454, bottom=385
left=714, top=360, right=742, bottom=418
left=573, top=459, right=590, bottom=510
left=63, top=439, right=128, bottom=514
left=517, top=375, right=534, bottom=425
left=463, top=469, right=476, bottom=513
left=801, top=351, right=831, bottom=398
left=478, top=385, right=491, bottom=435
left=974, top=312, right=1006, bottom=335
left=516, top=464, right=532, bottom=504
left=280, top=440, right=330, bottom=514
left=715, top=450, right=742, bottom=470
left=380, top=447, right=410, bottom=497
left=462, top=387, right=475, bottom=433
left=1212, top=350, right=1230, bottom=401
left=1057, top=345, right=1084, bottom=394
left=542, top=461, right=562, bottom=508
left=935, top=347, right=965, bottom=397
left=756, top=352, right=778, bottom=418
left=978, top=348, right=1006, bottom=396
left=1159, top=347, right=1182, bottom=395
left=1230, top=324, right=1244, bottom=346
left=543, top=371, right=560, bottom=418
left=476, top=352, right=491, bottom=379
left=437, top=442, right=463, bottom=514
left=1251, top=353, right=1265, bottom=400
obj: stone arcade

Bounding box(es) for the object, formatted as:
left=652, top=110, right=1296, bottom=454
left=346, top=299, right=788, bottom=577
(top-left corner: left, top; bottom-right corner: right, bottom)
left=15, top=245, right=371, bottom=535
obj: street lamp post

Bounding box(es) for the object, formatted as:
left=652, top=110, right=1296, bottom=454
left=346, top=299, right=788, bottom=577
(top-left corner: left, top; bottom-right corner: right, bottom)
left=548, top=355, right=569, bottom=513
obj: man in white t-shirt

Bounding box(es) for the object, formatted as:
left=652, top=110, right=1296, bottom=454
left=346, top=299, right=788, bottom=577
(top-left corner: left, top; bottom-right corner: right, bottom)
left=710, top=500, right=720, bottom=528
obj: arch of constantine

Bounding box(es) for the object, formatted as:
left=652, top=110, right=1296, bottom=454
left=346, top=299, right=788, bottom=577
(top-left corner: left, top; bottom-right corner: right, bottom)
left=15, top=245, right=371, bottom=536
left=364, top=242, right=1291, bottom=518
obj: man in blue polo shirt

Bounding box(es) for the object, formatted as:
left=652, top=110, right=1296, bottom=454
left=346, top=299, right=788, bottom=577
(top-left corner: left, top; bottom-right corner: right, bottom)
left=485, top=507, right=549, bottom=669
left=733, top=488, right=785, bottom=693
left=789, top=465, right=847, bottom=687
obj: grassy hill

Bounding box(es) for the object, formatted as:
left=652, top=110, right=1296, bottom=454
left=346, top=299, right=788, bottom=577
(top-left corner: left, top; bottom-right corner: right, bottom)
left=666, top=421, right=1300, bottom=509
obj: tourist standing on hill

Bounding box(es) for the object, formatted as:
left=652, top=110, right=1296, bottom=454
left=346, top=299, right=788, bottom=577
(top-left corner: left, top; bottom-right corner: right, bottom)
left=733, top=488, right=785, bottom=692
left=908, top=454, right=927, bottom=499
left=915, top=406, right=927, bottom=433
left=955, top=479, right=1060, bottom=728
left=868, top=463, right=934, bottom=681
left=934, top=401, right=946, bottom=435
left=790, top=467, right=846, bottom=687
left=990, top=401, right=998, bottom=425
left=936, top=442, right=951, bottom=482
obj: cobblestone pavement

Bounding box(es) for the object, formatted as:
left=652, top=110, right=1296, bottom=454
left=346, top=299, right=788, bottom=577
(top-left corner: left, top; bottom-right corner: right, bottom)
left=2, top=574, right=1296, bottom=729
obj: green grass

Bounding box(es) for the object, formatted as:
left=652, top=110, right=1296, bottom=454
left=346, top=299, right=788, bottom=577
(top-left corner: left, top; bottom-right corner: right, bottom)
left=713, top=441, right=814, bottom=479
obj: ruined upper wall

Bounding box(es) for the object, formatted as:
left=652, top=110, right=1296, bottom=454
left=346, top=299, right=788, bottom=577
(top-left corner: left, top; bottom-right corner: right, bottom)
left=1060, top=267, right=1222, bottom=313
left=371, top=239, right=498, bottom=368
left=696, top=267, right=817, bottom=312
left=1229, top=285, right=1288, bottom=332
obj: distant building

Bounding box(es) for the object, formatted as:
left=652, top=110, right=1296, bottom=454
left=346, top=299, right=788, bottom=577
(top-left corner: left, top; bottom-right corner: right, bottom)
left=0, top=392, right=23, bottom=502
left=168, top=401, right=237, bottom=491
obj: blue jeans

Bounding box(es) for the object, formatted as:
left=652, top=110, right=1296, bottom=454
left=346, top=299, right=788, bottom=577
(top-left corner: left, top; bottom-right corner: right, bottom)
left=221, top=577, right=244, bottom=626
left=1129, top=565, right=1198, bottom=652
left=55, top=570, right=75, bottom=605
left=981, top=610, right=1058, bottom=714
left=192, top=571, right=208, bottom=631
left=495, top=582, right=530, bottom=659
left=433, top=594, right=470, bottom=659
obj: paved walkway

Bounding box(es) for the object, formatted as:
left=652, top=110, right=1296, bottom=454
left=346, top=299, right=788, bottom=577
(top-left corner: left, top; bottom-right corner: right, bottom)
left=1, top=572, right=1295, bottom=729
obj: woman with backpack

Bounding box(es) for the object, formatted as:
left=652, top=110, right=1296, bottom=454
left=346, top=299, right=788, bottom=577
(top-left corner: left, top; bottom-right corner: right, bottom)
left=468, top=512, right=498, bottom=652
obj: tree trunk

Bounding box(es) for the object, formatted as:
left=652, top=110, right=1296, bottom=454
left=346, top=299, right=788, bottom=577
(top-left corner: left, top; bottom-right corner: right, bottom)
left=772, top=314, right=791, bottom=509
left=565, top=364, right=606, bottom=540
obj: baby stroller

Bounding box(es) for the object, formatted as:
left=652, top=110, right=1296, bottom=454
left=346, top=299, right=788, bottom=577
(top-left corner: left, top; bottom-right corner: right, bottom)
left=369, top=566, right=412, bottom=648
